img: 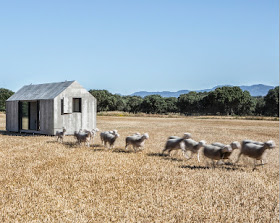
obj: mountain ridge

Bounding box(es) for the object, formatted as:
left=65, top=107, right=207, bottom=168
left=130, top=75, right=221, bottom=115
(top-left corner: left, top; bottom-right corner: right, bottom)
left=130, top=84, right=275, bottom=97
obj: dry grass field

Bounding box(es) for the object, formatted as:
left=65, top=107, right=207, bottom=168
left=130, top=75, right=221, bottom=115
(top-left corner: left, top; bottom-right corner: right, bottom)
left=0, top=113, right=278, bottom=222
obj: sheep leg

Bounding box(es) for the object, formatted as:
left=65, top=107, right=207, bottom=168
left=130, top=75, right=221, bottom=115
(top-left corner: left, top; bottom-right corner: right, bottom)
left=186, top=152, right=193, bottom=160
left=235, top=152, right=242, bottom=164
left=253, top=159, right=257, bottom=171
left=197, top=152, right=200, bottom=163
left=162, top=148, right=167, bottom=155
left=125, top=143, right=128, bottom=150
left=212, top=160, right=216, bottom=168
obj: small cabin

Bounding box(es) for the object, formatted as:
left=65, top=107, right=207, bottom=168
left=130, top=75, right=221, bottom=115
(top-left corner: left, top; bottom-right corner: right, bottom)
left=6, top=81, right=97, bottom=135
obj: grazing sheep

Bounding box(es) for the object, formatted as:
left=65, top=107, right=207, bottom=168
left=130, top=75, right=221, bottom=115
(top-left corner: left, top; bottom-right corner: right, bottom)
left=102, top=132, right=120, bottom=149
left=211, top=141, right=241, bottom=162
left=235, top=140, right=275, bottom=169
left=125, top=133, right=149, bottom=152
left=74, top=131, right=91, bottom=147
left=203, top=144, right=233, bottom=167
left=183, top=139, right=206, bottom=162
left=56, top=127, right=66, bottom=143
left=162, top=133, right=191, bottom=156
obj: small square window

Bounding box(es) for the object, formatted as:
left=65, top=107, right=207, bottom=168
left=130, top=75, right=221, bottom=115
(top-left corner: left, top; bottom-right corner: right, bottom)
left=73, top=98, right=82, bottom=112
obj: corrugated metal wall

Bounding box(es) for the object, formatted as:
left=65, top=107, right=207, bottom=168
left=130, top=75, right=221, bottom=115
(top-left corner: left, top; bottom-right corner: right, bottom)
left=6, top=101, right=19, bottom=132
left=53, top=82, right=96, bottom=135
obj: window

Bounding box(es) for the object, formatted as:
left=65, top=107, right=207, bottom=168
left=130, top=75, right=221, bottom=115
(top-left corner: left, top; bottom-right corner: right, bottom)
left=73, top=98, right=82, bottom=112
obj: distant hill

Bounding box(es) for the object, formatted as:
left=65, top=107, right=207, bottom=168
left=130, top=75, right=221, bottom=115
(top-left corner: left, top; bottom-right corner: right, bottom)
left=131, top=84, right=275, bottom=97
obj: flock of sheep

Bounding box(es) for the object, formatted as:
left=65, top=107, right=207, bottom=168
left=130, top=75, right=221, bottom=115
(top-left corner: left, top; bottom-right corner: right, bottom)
left=56, top=128, right=276, bottom=170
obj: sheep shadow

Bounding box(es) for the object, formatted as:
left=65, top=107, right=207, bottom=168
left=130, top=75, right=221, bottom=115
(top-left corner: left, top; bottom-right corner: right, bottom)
left=180, top=164, right=240, bottom=171
left=147, top=152, right=168, bottom=157
left=113, top=148, right=135, bottom=154
left=90, top=148, right=104, bottom=152
left=62, top=141, right=79, bottom=148
left=147, top=152, right=183, bottom=162
left=180, top=165, right=210, bottom=170
left=163, top=157, right=184, bottom=162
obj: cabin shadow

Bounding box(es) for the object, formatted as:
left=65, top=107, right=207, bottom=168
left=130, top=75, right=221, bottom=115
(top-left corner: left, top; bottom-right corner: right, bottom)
left=0, top=130, right=48, bottom=137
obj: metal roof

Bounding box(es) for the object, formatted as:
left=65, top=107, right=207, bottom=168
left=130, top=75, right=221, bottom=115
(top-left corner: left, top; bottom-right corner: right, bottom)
left=6, top=81, right=75, bottom=101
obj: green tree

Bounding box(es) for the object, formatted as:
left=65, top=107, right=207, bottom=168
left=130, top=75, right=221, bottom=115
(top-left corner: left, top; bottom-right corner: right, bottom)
left=264, top=86, right=279, bottom=116
left=124, top=96, right=143, bottom=113
left=164, top=97, right=178, bottom=113
left=253, top=96, right=265, bottom=115
left=203, top=87, right=254, bottom=115
left=141, top=95, right=167, bottom=114
left=88, top=89, right=113, bottom=112
left=178, top=91, right=206, bottom=115
left=0, top=88, right=14, bottom=112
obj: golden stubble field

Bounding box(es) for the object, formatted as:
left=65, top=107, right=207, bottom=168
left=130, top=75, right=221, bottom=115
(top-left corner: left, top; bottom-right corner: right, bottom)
left=0, top=113, right=278, bottom=222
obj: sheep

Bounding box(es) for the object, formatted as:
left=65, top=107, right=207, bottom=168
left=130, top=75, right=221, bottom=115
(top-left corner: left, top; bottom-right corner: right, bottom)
left=235, top=140, right=275, bottom=169
left=162, top=133, right=191, bottom=156
left=211, top=141, right=241, bottom=162
left=125, top=133, right=149, bottom=152
left=56, top=127, right=66, bottom=143
left=203, top=144, right=233, bottom=167
left=74, top=131, right=91, bottom=147
left=100, top=130, right=118, bottom=146
left=83, top=128, right=99, bottom=144
left=183, top=139, right=206, bottom=162
left=168, top=133, right=192, bottom=140
left=102, top=132, right=120, bottom=149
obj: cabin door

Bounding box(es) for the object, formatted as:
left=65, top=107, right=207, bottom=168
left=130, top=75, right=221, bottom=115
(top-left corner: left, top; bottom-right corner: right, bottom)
left=18, top=101, right=40, bottom=131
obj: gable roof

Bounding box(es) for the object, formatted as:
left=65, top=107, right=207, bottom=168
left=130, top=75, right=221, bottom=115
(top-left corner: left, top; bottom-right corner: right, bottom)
left=7, top=81, right=75, bottom=101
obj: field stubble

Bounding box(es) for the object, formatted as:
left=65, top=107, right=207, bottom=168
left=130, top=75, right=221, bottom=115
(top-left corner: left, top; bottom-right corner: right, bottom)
left=0, top=114, right=278, bottom=222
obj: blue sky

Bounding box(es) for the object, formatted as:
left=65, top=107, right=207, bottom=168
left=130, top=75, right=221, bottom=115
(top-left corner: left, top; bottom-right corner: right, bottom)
left=0, top=0, right=278, bottom=95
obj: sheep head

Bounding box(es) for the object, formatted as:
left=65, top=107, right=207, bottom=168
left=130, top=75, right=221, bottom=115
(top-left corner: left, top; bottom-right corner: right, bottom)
left=183, top=133, right=192, bottom=139
left=143, top=133, right=149, bottom=139
left=230, top=141, right=241, bottom=150
left=265, top=140, right=275, bottom=149
left=198, top=140, right=206, bottom=148
left=221, top=145, right=232, bottom=153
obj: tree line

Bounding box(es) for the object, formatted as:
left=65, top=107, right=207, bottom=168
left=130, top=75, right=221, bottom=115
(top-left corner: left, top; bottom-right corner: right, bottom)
left=89, top=86, right=279, bottom=117
left=0, top=86, right=278, bottom=116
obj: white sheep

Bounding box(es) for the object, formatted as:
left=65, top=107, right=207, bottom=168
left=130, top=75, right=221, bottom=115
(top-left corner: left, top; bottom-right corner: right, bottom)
left=235, top=140, right=275, bottom=169
left=162, top=133, right=191, bottom=156
left=183, top=139, right=206, bottom=162
left=203, top=144, right=233, bottom=167
left=74, top=131, right=91, bottom=147
left=168, top=133, right=192, bottom=140
left=211, top=141, right=241, bottom=162
left=56, top=127, right=66, bottom=143
left=104, top=132, right=120, bottom=149
left=125, top=133, right=149, bottom=152
left=100, top=130, right=117, bottom=145
left=83, top=128, right=99, bottom=144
